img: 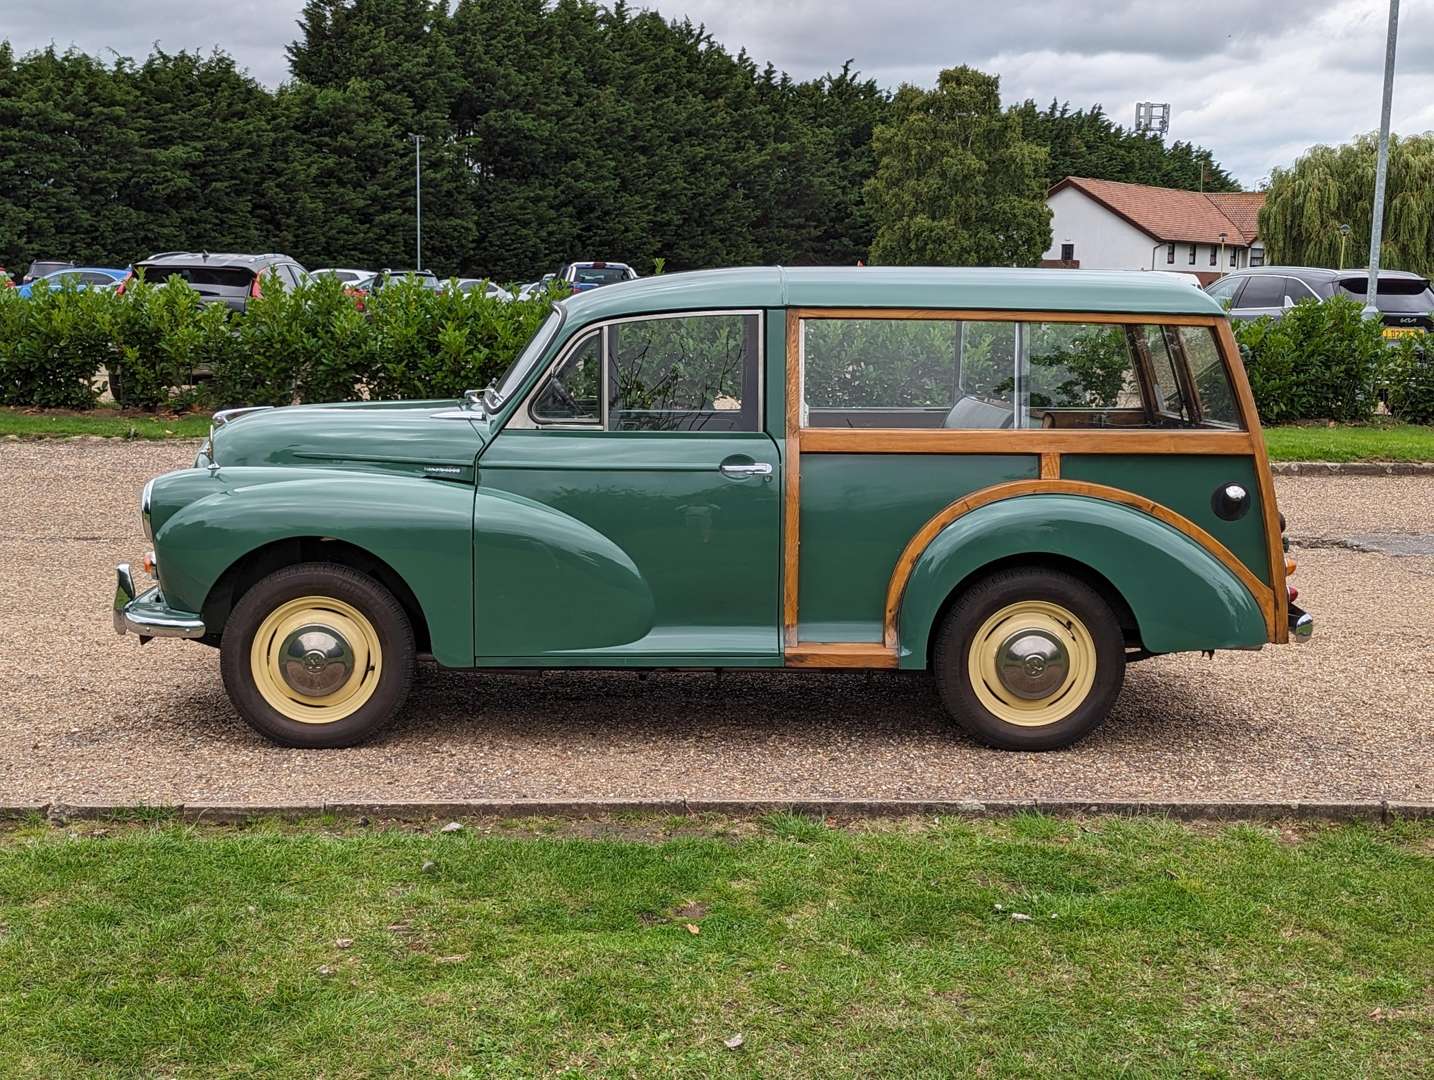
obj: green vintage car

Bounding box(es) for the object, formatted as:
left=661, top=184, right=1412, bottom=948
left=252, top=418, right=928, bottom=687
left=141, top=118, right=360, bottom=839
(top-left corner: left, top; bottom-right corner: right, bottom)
left=114, top=267, right=1309, bottom=750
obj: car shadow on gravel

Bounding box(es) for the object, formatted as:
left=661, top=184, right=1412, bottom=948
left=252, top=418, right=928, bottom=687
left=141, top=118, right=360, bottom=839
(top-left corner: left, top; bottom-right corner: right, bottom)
left=156, top=661, right=1222, bottom=755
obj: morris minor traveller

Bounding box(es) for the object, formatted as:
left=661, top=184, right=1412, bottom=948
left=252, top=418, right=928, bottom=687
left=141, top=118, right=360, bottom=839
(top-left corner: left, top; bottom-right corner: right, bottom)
left=114, top=268, right=1310, bottom=750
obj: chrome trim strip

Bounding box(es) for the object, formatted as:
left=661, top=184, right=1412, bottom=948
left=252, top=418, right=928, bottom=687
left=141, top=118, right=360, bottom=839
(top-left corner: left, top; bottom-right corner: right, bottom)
left=140, top=478, right=155, bottom=542
left=212, top=406, right=273, bottom=427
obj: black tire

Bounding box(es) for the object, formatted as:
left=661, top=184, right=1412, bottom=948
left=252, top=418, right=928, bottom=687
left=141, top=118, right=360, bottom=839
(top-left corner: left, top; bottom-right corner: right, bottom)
left=932, top=567, right=1125, bottom=751
left=220, top=562, right=415, bottom=748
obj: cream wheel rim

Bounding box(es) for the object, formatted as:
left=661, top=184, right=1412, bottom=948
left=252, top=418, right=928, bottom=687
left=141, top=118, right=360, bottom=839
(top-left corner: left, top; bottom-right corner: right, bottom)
left=967, top=600, right=1097, bottom=727
left=250, top=596, right=382, bottom=724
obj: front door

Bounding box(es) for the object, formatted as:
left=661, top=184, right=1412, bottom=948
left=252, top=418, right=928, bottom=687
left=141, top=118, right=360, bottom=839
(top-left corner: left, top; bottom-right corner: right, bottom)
left=473, top=310, right=781, bottom=665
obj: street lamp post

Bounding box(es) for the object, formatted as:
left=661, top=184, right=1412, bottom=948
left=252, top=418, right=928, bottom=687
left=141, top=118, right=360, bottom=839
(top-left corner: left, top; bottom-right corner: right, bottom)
left=1364, top=0, right=1400, bottom=317
left=408, top=133, right=423, bottom=271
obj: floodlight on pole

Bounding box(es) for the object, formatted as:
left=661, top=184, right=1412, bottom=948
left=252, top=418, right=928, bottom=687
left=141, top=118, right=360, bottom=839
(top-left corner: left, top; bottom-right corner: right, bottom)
left=1364, top=0, right=1400, bottom=318
left=408, top=133, right=423, bottom=272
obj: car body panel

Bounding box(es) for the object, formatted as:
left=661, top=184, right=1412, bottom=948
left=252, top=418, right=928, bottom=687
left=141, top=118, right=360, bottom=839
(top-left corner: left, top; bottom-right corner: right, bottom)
left=894, top=494, right=1268, bottom=668
left=150, top=467, right=477, bottom=668
left=474, top=429, right=782, bottom=664
left=797, top=453, right=1039, bottom=642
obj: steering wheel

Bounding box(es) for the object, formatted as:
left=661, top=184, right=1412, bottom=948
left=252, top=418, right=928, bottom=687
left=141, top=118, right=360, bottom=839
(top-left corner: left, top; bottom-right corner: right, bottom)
left=543, top=378, right=579, bottom=416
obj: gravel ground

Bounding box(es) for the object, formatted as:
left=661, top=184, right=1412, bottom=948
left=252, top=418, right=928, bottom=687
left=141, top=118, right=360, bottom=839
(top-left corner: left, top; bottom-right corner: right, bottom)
left=0, top=439, right=1429, bottom=807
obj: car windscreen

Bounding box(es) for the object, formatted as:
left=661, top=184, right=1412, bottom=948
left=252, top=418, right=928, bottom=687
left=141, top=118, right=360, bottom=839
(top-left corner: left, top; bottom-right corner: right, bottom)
left=495, top=309, right=562, bottom=404
left=571, top=266, right=630, bottom=286
left=1337, top=276, right=1434, bottom=312
left=138, top=265, right=255, bottom=294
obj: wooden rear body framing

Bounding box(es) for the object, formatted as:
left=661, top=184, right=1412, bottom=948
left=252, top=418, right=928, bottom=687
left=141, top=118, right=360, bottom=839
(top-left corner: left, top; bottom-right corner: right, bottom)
left=781, top=306, right=1288, bottom=669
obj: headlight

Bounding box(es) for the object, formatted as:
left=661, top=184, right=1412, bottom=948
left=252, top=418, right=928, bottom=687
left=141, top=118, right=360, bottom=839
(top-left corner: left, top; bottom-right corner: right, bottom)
left=140, top=478, right=155, bottom=541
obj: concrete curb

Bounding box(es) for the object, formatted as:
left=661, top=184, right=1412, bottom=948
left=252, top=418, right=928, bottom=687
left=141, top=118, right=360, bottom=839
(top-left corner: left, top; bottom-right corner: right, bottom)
left=1272, top=461, right=1434, bottom=476
left=14, top=798, right=1432, bottom=824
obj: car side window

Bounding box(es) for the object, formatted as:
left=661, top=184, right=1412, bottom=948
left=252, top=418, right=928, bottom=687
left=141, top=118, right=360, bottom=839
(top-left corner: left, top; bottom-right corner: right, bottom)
left=1234, top=275, right=1284, bottom=308
left=1206, top=277, right=1243, bottom=305
left=530, top=314, right=761, bottom=432
left=531, top=332, right=602, bottom=424
left=802, top=316, right=1232, bottom=431
left=1179, top=327, right=1242, bottom=427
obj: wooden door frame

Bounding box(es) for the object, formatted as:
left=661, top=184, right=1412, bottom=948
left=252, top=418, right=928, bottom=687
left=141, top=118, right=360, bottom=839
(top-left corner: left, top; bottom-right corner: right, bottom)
left=781, top=307, right=1287, bottom=669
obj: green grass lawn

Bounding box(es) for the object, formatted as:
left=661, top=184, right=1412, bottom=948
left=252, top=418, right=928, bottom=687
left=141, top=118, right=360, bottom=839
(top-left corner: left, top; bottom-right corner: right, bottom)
left=0, top=815, right=1427, bottom=1079
left=1263, top=423, right=1434, bottom=462
left=0, top=407, right=210, bottom=440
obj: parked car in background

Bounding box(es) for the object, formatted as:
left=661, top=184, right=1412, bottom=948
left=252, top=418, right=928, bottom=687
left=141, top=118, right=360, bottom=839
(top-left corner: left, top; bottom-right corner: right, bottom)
left=2, top=267, right=17, bottom=288
left=21, top=259, right=75, bottom=284
left=372, top=269, right=442, bottom=292
left=116, top=267, right=1304, bottom=750
left=311, top=268, right=377, bottom=292
left=559, top=260, right=637, bottom=292
left=452, top=278, right=514, bottom=301
left=1207, top=266, right=1433, bottom=340
left=132, top=252, right=310, bottom=312
left=517, top=273, right=556, bottom=300
left=17, top=266, right=129, bottom=298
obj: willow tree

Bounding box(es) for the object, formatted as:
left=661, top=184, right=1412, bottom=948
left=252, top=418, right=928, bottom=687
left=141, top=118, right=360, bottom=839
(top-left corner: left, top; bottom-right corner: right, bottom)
left=1260, top=133, right=1434, bottom=276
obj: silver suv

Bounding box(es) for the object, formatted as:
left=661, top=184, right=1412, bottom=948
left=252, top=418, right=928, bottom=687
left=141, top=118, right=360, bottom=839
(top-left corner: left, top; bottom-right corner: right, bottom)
left=1206, top=266, right=1432, bottom=340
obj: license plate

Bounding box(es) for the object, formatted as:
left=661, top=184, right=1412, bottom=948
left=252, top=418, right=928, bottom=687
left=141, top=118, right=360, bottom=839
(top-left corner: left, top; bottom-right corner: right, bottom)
left=1383, top=327, right=1425, bottom=339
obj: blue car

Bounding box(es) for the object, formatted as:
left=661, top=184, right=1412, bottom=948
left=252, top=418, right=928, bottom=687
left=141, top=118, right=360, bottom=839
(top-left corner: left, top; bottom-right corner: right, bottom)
left=17, top=267, right=130, bottom=298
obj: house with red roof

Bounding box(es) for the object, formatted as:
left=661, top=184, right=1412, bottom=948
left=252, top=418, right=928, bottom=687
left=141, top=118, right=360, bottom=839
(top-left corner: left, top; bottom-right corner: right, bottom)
left=1042, top=177, right=1266, bottom=286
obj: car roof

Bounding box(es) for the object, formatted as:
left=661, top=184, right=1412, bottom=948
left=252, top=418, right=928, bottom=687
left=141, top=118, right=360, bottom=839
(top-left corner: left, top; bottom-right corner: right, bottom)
left=1227, top=265, right=1429, bottom=283
left=557, top=266, right=1228, bottom=326
left=43, top=266, right=127, bottom=276
left=140, top=252, right=294, bottom=268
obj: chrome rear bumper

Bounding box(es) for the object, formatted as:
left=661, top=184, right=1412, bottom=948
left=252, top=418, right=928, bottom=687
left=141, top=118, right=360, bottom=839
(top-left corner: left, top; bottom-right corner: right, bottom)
left=114, top=563, right=206, bottom=641
left=1288, top=603, right=1314, bottom=643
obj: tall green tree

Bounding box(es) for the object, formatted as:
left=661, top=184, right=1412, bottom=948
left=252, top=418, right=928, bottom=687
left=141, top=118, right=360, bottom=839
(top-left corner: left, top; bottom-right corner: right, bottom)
left=1261, top=133, right=1434, bottom=276
left=865, top=66, right=1050, bottom=266
left=1014, top=99, right=1239, bottom=192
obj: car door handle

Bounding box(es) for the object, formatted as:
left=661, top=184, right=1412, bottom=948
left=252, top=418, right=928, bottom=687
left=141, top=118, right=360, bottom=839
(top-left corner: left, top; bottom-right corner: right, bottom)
left=719, top=462, right=772, bottom=478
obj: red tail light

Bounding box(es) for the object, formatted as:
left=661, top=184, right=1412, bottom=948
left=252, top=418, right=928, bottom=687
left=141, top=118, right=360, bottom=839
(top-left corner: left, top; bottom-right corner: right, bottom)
left=250, top=275, right=263, bottom=299
left=114, top=271, right=134, bottom=297
left=1287, top=584, right=1299, bottom=604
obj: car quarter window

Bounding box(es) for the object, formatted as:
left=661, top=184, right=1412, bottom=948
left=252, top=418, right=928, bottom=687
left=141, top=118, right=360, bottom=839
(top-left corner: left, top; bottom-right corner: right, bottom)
left=801, top=316, right=1241, bottom=430
left=1179, top=326, right=1242, bottom=427
left=529, top=312, right=761, bottom=432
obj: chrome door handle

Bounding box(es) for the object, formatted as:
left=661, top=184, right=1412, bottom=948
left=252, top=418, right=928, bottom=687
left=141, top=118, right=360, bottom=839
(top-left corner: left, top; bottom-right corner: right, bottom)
left=719, top=462, right=773, bottom=478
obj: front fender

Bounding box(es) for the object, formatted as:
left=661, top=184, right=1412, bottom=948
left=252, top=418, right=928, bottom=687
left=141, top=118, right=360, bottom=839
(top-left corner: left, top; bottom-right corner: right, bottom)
left=896, top=494, right=1267, bottom=668
left=153, top=468, right=475, bottom=667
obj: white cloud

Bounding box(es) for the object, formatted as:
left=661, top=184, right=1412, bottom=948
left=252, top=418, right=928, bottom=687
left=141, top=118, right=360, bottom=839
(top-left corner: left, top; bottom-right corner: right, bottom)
left=2, top=0, right=1430, bottom=186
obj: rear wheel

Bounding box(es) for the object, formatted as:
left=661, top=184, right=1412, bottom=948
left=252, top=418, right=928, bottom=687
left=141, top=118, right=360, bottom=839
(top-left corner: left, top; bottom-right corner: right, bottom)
left=933, top=568, right=1125, bottom=750
left=220, top=563, right=414, bottom=748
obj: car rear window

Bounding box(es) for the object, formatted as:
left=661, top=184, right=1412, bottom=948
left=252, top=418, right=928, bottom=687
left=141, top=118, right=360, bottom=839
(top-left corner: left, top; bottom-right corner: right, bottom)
left=571, top=266, right=630, bottom=286
left=1336, top=276, right=1434, bottom=312
left=139, top=265, right=255, bottom=292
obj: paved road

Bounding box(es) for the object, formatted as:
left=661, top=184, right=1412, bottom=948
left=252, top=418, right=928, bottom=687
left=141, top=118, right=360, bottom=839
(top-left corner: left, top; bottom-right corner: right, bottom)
left=0, top=439, right=1429, bottom=807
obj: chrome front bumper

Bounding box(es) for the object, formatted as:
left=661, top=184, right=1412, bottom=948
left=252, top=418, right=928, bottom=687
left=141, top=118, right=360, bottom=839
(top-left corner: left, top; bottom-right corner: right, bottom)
left=113, top=563, right=206, bottom=641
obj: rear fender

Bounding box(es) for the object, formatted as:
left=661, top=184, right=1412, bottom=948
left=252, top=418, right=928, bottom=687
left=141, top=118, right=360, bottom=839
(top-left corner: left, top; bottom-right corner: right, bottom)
left=896, top=494, right=1267, bottom=668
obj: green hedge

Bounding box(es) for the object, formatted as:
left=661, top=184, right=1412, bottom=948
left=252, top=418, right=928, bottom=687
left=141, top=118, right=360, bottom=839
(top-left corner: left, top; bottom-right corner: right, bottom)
left=1232, top=294, right=1433, bottom=424
left=3, top=281, right=1431, bottom=426
left=0, top=275, right=560, bottom=411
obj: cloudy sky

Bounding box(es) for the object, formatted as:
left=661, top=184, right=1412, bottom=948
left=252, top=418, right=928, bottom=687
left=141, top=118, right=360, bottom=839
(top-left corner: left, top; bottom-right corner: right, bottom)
left=3, top=0, right=1431, bottom=187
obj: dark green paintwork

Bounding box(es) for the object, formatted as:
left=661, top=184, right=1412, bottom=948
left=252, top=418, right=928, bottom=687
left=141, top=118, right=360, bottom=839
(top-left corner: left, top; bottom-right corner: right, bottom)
left=474, top=428, right=782, bottom=665
left=895, top=494, right=1268, bottom=668
left=209, top=400, right=485, bottom=480
left=151, top=466, right=477, bottom=667
left=798, top=454, right=1038, bottom=642
left=1060, top=455, right=1272, bottom=586
left=128, top=268, right=1281, bottom=676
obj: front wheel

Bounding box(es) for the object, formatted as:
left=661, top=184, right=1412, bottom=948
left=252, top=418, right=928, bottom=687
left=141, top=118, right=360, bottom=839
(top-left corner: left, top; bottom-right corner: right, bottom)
left=220, top=563, right=415, bottom=748
left=933, top=568, right=1125, bottom=750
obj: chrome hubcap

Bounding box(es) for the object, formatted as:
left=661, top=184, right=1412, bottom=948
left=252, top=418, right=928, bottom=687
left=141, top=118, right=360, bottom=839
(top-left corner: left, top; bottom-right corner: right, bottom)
left=995, top=628, right=1069, bottom=700
left=279, top=624, right=355, bottom=697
